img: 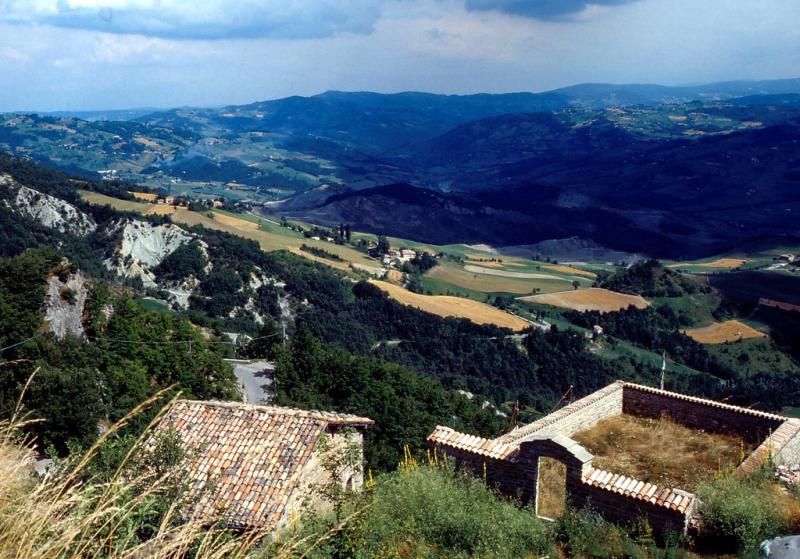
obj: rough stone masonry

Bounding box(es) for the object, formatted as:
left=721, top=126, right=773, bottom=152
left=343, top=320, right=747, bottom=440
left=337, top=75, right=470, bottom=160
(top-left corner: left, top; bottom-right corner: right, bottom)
left=428, top=381, right=800, bottom=536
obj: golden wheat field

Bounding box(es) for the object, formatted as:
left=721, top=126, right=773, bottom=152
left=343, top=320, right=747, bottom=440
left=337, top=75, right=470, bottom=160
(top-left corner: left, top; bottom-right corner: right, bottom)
left=669, top=258, right=747, bottom=269
left=370, top=280, right=530, bottom=331
left=541, top=264, right=597, bottom=278
left=145, top=204, right=179, bottom=215
left=518, top=287, right=649, bottom=312
left=385, top=268, right=405, bottom=283
left=79, top=191, right=151, bottom=212
left=683, top=320, right=765, bottom=344
left=212, top=211, right=261, bottom=230
left=129, top=191, right=158, bottom=202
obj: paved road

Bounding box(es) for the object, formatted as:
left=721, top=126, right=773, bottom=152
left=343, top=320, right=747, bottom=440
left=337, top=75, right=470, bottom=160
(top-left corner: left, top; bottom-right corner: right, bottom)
left=232, top=360, right=275, bottom=404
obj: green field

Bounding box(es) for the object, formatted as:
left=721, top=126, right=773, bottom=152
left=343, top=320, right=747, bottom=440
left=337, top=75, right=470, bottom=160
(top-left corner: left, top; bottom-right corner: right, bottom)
left=78, top=190, right=151, bottom=213
left=705, top=338, right=798, bottom=378
left=79, top=191, right=383, bottom=273
left=137, top=297, right=173, bottom=314
left=424, top=261, right=578, bottom=296
left=649, top=291, right=720, bottom=327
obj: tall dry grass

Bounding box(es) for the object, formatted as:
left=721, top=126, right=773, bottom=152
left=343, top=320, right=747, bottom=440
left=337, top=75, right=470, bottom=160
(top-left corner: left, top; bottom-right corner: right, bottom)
left=0, top=374, right=342, bottom=559
left=572, top=413, right=750, bottom=491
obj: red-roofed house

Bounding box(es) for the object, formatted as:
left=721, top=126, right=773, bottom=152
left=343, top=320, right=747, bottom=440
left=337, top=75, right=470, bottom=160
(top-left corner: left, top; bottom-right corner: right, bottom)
left=153, top=400, right=373, bottom=533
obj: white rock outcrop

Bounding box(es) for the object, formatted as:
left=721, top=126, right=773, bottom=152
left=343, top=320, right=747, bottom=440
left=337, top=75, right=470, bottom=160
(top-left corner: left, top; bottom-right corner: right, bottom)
left=104, top=220, right=198, bottom=288
left=44, top=271, right=89, bottom=339
left=165, top=276, right=201, bottom=309
left=3, top=175, right=97, bottom=236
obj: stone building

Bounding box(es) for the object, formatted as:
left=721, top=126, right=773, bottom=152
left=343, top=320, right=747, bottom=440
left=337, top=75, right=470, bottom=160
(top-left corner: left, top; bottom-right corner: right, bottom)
left=428, top=381, right=800, bottom=535
left=153, top=400, right=373, bottom=532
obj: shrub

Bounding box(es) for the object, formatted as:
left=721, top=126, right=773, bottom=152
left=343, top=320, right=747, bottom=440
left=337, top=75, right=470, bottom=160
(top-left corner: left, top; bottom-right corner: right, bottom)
left=292, top=462, right=553, bottom=559
left=554, top=508, right=689, bottom=559
left=696, top=472, right=786, bottom=554
left=59, top=286, right=76, bottom=304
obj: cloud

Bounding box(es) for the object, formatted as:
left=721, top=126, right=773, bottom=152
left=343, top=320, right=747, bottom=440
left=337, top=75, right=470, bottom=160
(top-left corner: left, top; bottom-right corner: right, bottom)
left=0, top=0, right=387, bottom=40
left=464, top=0, right=638, bottom=21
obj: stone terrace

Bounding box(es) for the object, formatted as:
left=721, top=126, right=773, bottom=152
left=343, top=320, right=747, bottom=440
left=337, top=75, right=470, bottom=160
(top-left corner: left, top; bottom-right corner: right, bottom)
left=428, top=381, right=800, bottom=535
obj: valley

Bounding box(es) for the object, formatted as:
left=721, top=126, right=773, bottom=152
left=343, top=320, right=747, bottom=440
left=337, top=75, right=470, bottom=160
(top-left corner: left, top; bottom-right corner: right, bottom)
left=3, top=83, right=800, bottom=258
left=2, top=80, right=800, bottom=559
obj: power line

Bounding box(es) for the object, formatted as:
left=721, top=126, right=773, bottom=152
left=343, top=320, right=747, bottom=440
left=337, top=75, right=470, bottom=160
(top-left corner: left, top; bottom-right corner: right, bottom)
left=0, top=336, right=38, bottom=354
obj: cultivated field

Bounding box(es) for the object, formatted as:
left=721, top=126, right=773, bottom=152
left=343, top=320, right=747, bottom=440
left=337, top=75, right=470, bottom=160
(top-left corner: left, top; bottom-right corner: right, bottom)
left=518, top=287, right=649, bottom=312
left=683, top=320, right=765, bottom=344
left=463, top=264, right=568, bottom=280
left=369, top=280, right=530, bottom=331
left=146, top=205, right=178, bottom=216
left=129, top=191, right=158, bottom=202
left=171, top=210, right=378, bottom=267
left=79, top=191, right=151, bottom=213
left=81, top=191, right=179, bottom=215
left=542, top=264, right=597, bottom=278
left=385, top=268, right=405, bottom=283
left=669, top=258, right=747, bottom=269
left=212, top=211, right=261, bottom=230
left=80, top=191, right=382, bottom=271
left=426, top=263, right=573, bottom=295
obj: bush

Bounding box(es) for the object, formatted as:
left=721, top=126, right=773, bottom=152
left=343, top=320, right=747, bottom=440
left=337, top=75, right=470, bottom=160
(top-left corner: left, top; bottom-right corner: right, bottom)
left=554, top=508, right=688, bottom=559
left=696, top=472, right=786, bottom=554
left=293, top=463, right=552, bottom=559
left=59, top=286, right=76, bottom=305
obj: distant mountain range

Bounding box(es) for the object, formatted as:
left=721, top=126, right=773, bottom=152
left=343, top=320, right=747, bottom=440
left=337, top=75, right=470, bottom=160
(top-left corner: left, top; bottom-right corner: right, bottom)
left=2, top=78, right=800, bottom=257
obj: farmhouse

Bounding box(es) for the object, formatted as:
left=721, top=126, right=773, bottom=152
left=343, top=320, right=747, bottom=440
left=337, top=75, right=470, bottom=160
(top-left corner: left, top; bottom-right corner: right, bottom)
left=428, top=381, right=800, bottom=535
left=382, top=248, right=417, bottom=266
left=152, top=400, right=373, bottom=532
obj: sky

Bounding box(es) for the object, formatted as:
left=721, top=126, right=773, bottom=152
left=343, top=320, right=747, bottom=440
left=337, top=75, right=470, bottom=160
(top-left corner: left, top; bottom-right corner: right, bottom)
left=0, top=0, right=798, bottom=112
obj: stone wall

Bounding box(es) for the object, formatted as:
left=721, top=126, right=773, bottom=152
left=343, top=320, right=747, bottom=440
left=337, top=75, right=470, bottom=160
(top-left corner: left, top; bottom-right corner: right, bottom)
left=570, top=482, right=693, bottom=535
left=501, top=382, right=624, bottom=444
left=621, top=383, right=784, bottom=445
left=740, top=418, right=800, bottom=474
left=776, top=420, right=800, bottom=464
left=428, top=381, right=800, bottom=538
left=430, top=433, right=696, bottom=536
left=279, top=428, right=366, bottom=533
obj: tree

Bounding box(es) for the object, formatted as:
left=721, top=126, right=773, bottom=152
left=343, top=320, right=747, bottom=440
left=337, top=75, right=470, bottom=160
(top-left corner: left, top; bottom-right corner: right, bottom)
left=244, top=320, right=283, bottom=359
left=27, top=366, right=104, bottom=454
left=572, top=280, right=580, bottom=290
left=376, top=235, right=390, bottom=255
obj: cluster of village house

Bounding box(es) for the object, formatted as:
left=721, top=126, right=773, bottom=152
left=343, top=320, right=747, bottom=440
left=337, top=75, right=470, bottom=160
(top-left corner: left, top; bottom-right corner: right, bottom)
left=140, top=380, right=800, bottom=539
left=382, top=248, right=416, bottom=266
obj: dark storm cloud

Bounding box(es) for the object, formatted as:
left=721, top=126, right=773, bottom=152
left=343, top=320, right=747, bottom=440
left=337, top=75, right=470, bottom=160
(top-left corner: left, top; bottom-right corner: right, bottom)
left=464, top=0, right=639, bottom=20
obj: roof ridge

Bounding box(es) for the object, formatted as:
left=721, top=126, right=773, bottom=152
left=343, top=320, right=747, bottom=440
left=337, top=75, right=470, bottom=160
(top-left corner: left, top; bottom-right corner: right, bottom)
left=499, top=381, right=624, bottom=444
left=173, top=399, right=373, bottom=425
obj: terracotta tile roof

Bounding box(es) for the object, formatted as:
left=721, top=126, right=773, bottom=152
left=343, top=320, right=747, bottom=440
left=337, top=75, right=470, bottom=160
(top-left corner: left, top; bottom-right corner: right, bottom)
left=582, top=467, right=696, bottom=513
left=427, top=426, right=514, bottom=460
left=154, top=400, right=372, bottom=530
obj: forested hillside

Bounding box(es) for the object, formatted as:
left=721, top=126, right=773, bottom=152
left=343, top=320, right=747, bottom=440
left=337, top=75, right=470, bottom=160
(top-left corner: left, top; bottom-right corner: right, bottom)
left=2, top=152, right=798, bottom=466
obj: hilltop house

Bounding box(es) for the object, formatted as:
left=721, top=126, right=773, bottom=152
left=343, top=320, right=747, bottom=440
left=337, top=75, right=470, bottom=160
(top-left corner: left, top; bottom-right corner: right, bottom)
left=429, top=381, right=800, bottom=535
left=152, top=400, right=373, bottom=533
